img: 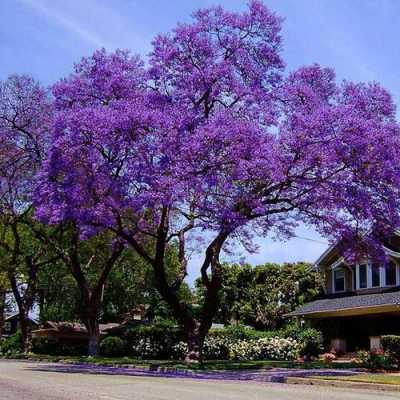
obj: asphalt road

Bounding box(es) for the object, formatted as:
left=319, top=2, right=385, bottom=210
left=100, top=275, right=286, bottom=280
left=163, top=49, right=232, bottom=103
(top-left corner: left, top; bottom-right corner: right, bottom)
left=0, top=360, right=399, bottom=400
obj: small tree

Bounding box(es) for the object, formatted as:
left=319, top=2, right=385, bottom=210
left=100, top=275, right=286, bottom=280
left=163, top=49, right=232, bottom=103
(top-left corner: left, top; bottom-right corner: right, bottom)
left=36, top=2, right=400, bottom=362
left=0, top=75, right=54, bottom=352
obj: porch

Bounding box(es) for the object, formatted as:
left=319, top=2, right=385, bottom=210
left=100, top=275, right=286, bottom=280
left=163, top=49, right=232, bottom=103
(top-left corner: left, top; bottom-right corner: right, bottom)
left=287, top=289, right=400, bottom=352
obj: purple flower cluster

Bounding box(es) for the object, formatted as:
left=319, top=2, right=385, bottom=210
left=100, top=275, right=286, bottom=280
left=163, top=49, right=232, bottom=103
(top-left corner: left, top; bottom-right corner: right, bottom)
left=31, top=1, right=400, bottom=263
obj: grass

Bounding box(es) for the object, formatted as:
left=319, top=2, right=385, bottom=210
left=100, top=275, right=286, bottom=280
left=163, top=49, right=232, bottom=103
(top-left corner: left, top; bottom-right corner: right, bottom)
left=2, top=354, right=358, bottom=371
left=311, top=374, right=400, bottom=385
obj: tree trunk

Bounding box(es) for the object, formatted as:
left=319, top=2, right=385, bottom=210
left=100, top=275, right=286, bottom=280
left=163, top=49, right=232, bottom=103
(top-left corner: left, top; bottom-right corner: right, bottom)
left=185, top=328, right=205, bottom=364
left=87, top=329, right=100, bottom=357
left=0, top=290, right=5, bottom=337
left=19, top=310, right=32, bottom=354
left=85, top=307, right=101, bottom=356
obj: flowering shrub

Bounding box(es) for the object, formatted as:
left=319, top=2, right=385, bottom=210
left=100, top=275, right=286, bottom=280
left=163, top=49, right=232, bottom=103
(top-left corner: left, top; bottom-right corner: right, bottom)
left=229, top=340, right=259, bottom=361
left=174, top=336, right=299, bottom=361
left=321, top=352, right=336, bottom=364
left=355, top=349, right=394, bottom=370
left=107, top=322, right=311, bottom=361
left=256, top=337, right=299, bottom=360
left=202, top=336, right=231, bottom=360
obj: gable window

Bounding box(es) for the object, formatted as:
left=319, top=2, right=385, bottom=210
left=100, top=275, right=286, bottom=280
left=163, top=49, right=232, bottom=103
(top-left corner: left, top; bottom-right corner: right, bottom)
left=334, top=268, right=345, bottom=292
left=371, top=263, right=380, bottom=287
left=359, top=264, right=367, bottom=289
left=386, top=261, right=397, bottom=286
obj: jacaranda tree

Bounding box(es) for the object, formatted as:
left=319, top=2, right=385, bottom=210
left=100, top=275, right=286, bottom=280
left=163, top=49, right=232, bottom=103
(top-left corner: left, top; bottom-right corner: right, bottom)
left=35, top=1, right=400, bottom=361
left=0, top=75, right=56, bottom=352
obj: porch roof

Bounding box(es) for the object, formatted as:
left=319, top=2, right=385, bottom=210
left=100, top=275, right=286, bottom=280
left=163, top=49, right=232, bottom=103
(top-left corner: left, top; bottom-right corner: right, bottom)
left=287, top=289, right=400, bottom=318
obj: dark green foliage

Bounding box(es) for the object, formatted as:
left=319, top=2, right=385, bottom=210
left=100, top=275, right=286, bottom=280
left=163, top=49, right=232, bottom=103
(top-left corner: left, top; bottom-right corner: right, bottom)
left=196, top=262, right=323, bottom=330
left=0, top=331, right=22, bottom=354
left=31, top=337, right=87, bottom=356
left=100, top=336, right=127, bottom=357
left=298, top=328, right=324, bottom=360
left=210, top=325, right=274, bottom=341
left=382, top=335, right=400, bottom=362
left=123, top=320, right=184, bottom=359
left=357, top=350, right=394, bottom=370
left=32, top=337, right=59, bottom=355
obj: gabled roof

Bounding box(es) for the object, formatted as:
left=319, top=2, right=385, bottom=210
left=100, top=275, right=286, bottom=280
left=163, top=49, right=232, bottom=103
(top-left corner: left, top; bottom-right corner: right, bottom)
left=287, top=288, right=400, bottom=318
left=37, top=321, right=119, bottom=334
left=4, top=312, right=38, bottom=324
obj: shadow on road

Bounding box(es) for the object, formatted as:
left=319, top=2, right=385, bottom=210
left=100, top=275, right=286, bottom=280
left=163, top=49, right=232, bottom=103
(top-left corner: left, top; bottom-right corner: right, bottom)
left=27, top=363, right=361, bottom=383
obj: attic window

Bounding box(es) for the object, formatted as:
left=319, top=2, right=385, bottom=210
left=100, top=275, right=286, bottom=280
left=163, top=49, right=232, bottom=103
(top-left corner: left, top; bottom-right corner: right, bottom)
left=334, top=268, right=345, bottom=292
left=371, top=263, right=380, bottom=287
left=359, top=264, right=367, bottom=289
left=386, top=261, right=397, bottom=286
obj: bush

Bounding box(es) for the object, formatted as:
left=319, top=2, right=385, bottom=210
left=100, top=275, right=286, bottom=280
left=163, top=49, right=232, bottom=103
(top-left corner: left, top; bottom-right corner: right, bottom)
left=202, top=336, right=230, bottom=360
left=100, top=336, right=127, bottom=357
left=298, top=328, right=323, bottom=360
left=32, top=336, right=87, bottom=356
left=173, top=336, right=300, bottom=361
left=211, top=325, right=273, bottom=341
left=356, top=350, right=394, bottom=370
left=124, top=320, right=183, bottom=359
left=381, top=335, right=400, bottom=363
left=32, top=337, right=60, bottom=355
left=0, top=331, right=22, bottom=355
left=256, top=337, right=299, bottom=360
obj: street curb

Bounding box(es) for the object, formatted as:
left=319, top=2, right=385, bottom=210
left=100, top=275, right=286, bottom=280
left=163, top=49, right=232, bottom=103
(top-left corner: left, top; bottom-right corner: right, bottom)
left=286, top=377, right=400, bottom=392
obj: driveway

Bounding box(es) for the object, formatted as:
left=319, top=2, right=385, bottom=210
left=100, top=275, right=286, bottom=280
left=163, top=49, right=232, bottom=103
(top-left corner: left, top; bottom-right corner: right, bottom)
left=0, top=360, right=399, bottom=400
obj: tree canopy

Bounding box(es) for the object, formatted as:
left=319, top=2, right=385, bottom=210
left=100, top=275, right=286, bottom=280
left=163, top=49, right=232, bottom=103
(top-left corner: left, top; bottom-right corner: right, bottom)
left=2, top=0, right=400, bottom=361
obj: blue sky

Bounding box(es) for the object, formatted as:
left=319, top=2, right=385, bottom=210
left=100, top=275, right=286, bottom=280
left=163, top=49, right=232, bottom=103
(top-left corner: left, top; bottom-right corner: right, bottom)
left=1, top=0, right=399, bottom=282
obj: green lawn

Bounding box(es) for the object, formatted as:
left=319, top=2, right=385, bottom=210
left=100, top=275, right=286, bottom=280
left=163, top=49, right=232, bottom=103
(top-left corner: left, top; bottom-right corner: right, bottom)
left=8, top=354, right=356, bottom=371
left=312, top=374, right=400, bottom=385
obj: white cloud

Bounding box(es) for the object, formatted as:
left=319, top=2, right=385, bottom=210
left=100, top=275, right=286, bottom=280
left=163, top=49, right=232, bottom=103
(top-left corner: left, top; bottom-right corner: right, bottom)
left=19, top=0, right=108, bottom=48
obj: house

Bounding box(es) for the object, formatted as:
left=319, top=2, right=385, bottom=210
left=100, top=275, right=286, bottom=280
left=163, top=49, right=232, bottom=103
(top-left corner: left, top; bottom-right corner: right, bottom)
left=288, top=232, right=400, bottom=353
left=32, top=321, right=120, bottom=345
left=2, top=313, right=39, bottom=337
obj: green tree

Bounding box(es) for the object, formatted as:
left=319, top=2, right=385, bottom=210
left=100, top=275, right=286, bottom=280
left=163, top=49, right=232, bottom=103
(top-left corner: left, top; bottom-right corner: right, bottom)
left=197, top=262, right=323, bottom=330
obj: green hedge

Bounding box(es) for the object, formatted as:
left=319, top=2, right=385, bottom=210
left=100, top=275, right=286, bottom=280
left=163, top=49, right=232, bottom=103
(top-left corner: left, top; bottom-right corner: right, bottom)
left=382, top=335, right=400, bottom=362
left=32, top=336, right=87, bottom=356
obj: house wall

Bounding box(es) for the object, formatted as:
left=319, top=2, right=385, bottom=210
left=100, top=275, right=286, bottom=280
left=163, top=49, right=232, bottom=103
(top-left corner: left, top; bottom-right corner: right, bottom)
left=322, top=265, right=353, bottom=294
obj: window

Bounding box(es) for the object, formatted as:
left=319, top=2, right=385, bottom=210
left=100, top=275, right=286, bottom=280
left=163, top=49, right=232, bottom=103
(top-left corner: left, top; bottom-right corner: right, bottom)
left=334, top=268, right=345, bottom=292
left=386, top=261, right=397, bottom=286
left=371, top=263, right=380, bottom=287
left=352, top=265, right=357, bottom=290
left=359, top=264, right=367, bottom=289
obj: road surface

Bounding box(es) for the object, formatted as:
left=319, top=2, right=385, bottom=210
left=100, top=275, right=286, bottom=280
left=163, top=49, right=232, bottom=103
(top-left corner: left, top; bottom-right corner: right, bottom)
left=0, top=360, right=398, bottom=400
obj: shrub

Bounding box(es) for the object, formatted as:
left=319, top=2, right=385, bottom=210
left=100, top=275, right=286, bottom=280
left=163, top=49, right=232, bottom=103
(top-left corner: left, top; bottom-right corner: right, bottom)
left=298, top=328, right=323, bottom=360
left=32, top=336, right=87, bottom=356
left=100, top=336, right=127, bottom=357
left=256, top=337, right=299, bottom=360
left=279, top=323, right=304, bottom=340
left=32, top=337, right=60, bottom=355
left=321, top=352, right=336, bottom=364
left=202, top=336, right=230, bottom=360
left=356, top=349, right=394, bottom=370
left=0, top=331, right=22, bottom=355
left=211, top=325, right=273, bottom=341
left=174, top=336, right=300, bottom=361
left=381, top=335, right=400, bottom=363
left=124, top=320, right=183, bottom=359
